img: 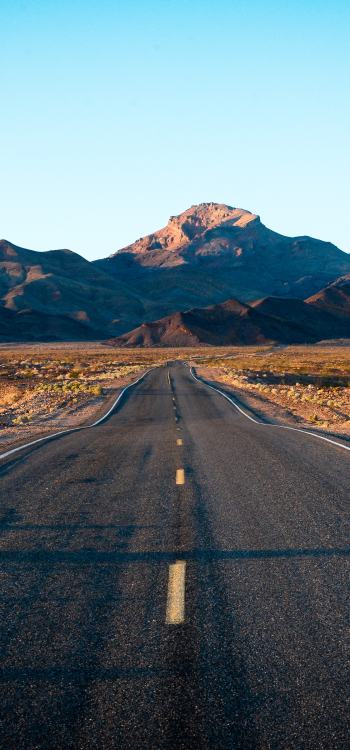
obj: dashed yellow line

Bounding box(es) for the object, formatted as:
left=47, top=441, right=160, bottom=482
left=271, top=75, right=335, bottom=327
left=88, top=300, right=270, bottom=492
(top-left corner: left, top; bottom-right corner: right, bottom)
left=165, top=561, right=186, bottom=624
left=176, top=468, right=185, bottom=485
left=176, top=438, right=183, bottom=446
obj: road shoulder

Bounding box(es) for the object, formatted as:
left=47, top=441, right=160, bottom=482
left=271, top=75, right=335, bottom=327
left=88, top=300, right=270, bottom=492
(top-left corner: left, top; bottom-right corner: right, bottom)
left=194, top=365, right=350, bottom=446
left=0, top=369, right=150, bottom=454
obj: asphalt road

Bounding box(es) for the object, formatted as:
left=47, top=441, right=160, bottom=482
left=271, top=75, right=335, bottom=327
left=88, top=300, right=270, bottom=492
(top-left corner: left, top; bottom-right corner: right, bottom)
left=0, top=363, right=349, bottom=749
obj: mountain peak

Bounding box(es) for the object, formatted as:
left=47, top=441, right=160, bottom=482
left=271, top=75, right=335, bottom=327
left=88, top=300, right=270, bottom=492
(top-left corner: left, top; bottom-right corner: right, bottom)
left=168, top=202, right=259, bottom=232
left=112, top=202, right=260, bottom=264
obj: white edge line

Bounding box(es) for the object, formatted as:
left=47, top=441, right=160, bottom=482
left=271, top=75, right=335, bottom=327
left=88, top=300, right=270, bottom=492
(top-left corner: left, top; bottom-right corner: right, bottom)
left=190, top=367, right=259, bottom=423
left=190, top=367, right=350, bottom=453
left=0, top=368, right=153, bottom=461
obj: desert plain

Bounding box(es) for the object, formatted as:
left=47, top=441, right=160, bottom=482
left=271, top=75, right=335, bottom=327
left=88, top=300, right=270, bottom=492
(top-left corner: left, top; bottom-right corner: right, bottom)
left=1, top=341, right=349, bottom=451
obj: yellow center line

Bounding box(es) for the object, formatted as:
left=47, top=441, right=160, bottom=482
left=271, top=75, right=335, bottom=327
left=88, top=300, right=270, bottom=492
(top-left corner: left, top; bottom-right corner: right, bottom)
left=165, top=561, right=186, bottom=624
left=176, top=438, right=183, bottom=446
left=176, top=468, right=185, bottom=485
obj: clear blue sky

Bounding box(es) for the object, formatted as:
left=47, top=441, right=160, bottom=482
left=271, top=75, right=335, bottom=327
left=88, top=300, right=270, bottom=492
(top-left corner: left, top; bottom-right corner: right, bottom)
left=1, top=0, right=349, bottom=259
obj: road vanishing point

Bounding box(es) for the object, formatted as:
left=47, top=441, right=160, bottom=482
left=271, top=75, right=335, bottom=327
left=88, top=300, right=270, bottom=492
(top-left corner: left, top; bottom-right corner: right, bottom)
left=0, top=363, right=349, bottom=749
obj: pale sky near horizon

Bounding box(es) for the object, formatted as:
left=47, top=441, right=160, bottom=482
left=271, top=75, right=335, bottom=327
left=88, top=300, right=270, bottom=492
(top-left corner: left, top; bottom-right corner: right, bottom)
left=1, top=0, right=349, bottom=260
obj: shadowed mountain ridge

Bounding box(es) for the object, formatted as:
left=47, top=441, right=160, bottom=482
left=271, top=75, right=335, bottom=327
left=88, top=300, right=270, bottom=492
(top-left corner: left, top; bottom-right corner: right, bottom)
left=108, top=283, right=350, bottom=347
left=1, top=203, right=350, bottom=340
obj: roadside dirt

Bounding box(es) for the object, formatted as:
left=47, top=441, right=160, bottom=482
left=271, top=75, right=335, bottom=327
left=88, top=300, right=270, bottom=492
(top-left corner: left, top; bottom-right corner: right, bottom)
left=0, top=369, right=150, bottom=453
left=196, top=365, right=350, bottom=440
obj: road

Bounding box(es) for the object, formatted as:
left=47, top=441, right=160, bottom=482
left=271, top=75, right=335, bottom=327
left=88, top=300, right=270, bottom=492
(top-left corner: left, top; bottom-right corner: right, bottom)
left=0, top=363, right=349, bottom=749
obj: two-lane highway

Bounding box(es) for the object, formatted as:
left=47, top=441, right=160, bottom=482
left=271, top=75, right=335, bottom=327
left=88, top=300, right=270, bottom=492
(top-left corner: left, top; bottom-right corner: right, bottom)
left=0, top=363, right=349, bottom=749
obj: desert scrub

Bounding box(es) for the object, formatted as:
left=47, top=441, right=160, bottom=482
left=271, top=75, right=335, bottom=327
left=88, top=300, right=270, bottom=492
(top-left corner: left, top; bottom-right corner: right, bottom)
left=12, top=413, right=31, bottom=425
left=201, top=355, right=350, bottom=434
left=89, top=364, right=144, bottom=381
left=36, top=381, right=103, bottom=397
left=68, top=369, right=82, bottom=379
left=0, top=384, right=24, bottom=407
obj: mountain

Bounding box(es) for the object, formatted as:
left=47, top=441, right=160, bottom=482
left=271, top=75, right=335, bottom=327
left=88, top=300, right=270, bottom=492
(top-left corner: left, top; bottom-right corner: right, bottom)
left=252, top=291, right=350, bottom=340
left=0, top=240, right=143, bottom=340
left=1, top=203, right=350, bottom=341
left=96, top=203, right=350, bottom=323
left=107, top=292, right=350, bottom=347
left=306, top=275, right=350, bottom=317
left=0, top=305, right=99, bottom=341
left=104, top=204, right=259, bottom=268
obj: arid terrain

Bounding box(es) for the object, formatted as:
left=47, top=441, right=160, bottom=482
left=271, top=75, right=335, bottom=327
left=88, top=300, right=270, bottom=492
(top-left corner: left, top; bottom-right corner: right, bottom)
left=0, top=343, right=170, bottom=449
left=1, top=342, right=349, bottom=450
left=2, top=202, right=350, bottom=341
left=195, top=344, right=350, bottom=437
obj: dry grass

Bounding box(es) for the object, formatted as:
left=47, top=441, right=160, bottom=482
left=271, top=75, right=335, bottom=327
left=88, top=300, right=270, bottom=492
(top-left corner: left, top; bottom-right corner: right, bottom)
left=0, top=384, right=23, bottom=408
left=0, top=343, right=170, bottom=442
